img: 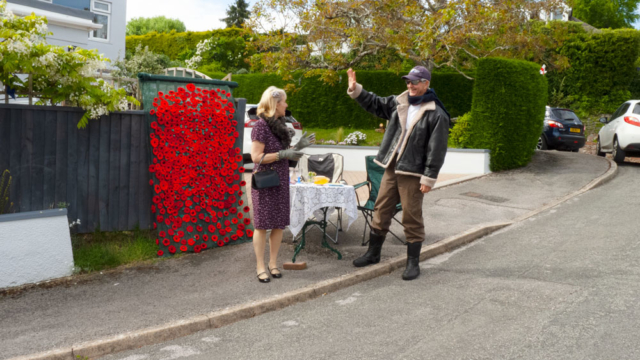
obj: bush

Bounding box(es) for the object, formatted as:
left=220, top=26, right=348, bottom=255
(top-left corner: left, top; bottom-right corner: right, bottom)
left=547, top=29, right=640, bottom=117
left=199, top=70, right=474, bottom=129
left=448, top=112, right=473, bottom=148
left=126, top=28, right=244, bottom=60
left=468, top=58, right=548, bottom=172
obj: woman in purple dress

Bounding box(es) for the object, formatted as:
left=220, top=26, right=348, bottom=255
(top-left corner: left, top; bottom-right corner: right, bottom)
left=251, top=86, right=314, bottom=283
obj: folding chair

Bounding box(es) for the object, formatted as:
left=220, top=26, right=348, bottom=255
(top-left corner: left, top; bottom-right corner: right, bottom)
left=295, top=153, right=347, bottom=244
left=353, top=155, right=406, bottom=246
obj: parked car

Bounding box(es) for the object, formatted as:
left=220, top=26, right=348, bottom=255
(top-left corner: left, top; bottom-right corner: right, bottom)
left=243, top=104, right=303, bottom=163
left=537, top=106, right=586, bottom=152
left=596, top=100, right=640, bottom=163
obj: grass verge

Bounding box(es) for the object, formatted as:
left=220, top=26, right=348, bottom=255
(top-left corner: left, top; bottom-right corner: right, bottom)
left=305, top=127, right=385, bottom=146
left=71, top=229, right=159, bottom=273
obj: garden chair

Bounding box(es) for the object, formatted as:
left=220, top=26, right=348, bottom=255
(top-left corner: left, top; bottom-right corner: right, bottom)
left=295, top=153, right=347, bottom=243
left=353, top=155, right=406, bottom=246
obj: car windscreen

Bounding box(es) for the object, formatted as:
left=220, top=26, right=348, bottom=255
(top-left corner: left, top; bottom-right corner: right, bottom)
left=552, top=109, right=580, bottom=122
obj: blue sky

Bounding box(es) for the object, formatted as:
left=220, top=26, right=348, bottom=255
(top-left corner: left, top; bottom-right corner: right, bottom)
left=127, top=1, right=640, bottom=31
left=126, top=0, right=257, bottom=31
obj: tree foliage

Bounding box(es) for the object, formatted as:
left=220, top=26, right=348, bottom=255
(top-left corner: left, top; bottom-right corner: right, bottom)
left=247, top=0, right=568, bottom=82
left=569, top=0, right=640, bottom=29
left=0, top=0, right=138, bottom=128
left=126, top=16, right=186, bottom=36
left=126, top=28, right=245, bottom=60
left=221, top=0, right=251, bottom=28
left=186, top=35, right=254, bottom=74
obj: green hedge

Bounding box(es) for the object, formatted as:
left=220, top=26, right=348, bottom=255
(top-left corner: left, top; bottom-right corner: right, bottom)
left=203, top=70, right=474, bottom=129
left=468, top=58, right=548, bottom=172
left=126, top=28, right=244, bottom=60
left=548, top=29, right=640, bottom=115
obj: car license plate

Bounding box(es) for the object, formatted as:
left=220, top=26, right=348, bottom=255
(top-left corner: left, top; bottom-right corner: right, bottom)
left=570, top=128, right=581, bottom=133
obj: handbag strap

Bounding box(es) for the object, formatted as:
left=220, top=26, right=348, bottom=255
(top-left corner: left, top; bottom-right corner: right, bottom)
left=254, top=153, right=268, bottom=174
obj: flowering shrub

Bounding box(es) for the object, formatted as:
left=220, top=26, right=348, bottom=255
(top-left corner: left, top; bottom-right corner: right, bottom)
left=344, top=131, right=367, bottom=145
left=186, top=35, right=252, bottom=73
left=150, top=83, right=253, bottom=256
left=0, top=0, right=138, bottom=128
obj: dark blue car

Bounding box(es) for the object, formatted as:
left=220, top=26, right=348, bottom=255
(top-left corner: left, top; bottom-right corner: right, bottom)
left=537, top=106, right=586, bottom=152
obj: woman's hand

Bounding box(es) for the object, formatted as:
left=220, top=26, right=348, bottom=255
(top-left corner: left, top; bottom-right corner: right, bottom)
left=347, top=68, right=357, bottom=92
left=420, top=184, right=431, bottom=194
left=294, top=131, right=316, bottom=151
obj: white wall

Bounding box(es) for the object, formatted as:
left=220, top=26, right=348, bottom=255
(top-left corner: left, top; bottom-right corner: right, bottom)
left=0, top=209, right=75, bottom=289
left=48, top=23, right=90, bottom=49
left=302, top=145, right=491, bottom=174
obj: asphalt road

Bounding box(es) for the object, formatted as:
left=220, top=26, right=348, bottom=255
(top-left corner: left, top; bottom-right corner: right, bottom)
left=101, top=161, right=640, bottom=360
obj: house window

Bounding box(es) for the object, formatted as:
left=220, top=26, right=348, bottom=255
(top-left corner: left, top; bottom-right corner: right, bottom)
left=90, top=0, right=111, bottom=41
left=52, top=0, right=91, bottom=11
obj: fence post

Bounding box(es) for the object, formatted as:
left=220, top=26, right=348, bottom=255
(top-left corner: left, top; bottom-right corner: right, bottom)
left=28, top=74, right=33, bottom=106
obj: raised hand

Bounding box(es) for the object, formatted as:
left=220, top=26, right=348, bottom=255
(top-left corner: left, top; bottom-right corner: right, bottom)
left=347, top=68, right=357, bottom=92
left=294, top=131, right=316, bottom=151
left=278, top=149, right=304, bottom=161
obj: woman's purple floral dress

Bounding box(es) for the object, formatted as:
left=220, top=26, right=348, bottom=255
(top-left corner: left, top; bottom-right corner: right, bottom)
left=251, top=119, right=290, bottom=230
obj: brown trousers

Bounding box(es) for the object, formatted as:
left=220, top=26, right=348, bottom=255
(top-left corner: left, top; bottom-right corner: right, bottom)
left=371, top=155, right=425, bottom=243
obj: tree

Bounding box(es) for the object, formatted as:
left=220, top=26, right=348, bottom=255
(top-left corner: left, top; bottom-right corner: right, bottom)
left=112, top=45, right=181, bottom=98
left=0, top=0, right=137, bottom=128
left=569, top=0, right=640, bottom=29
left=221, top=0, right=251, bottom=28
left=186, top=35, right=253, bottom=73
left=126, top=16, right=186, bottom=36
left=246, top=0, right=570, bottom=82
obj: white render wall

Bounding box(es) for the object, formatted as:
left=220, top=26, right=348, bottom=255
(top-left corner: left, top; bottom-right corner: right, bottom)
left=302, top=145, right=491, bottom=174
left=0, top=209, right=75, bottom=289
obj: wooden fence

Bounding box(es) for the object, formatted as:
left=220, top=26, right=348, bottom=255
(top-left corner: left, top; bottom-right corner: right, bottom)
left=0, top=104, right=152, bottom=233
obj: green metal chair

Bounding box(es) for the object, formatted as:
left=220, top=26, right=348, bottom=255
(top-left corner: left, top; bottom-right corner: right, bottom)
left=353, top=155, right=406, bottom=246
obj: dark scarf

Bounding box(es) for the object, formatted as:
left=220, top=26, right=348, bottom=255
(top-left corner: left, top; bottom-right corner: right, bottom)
left=260, top=113, right=292, bottom=149
left=408, top=88, right=450, bottom=119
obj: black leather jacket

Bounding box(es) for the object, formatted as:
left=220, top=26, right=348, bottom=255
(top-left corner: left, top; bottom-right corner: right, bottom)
left=349, top=84, right=449, bottom=187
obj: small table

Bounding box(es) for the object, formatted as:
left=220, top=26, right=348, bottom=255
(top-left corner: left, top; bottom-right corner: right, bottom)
left=289, top=183, right=359, bottom=262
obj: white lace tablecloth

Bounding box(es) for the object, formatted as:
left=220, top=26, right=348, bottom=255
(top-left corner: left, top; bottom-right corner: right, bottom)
left=289, top=183, right=359, bottom=237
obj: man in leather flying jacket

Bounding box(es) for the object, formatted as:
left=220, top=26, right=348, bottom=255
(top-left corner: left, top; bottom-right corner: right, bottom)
left=347, top=66, right=449, bottom=280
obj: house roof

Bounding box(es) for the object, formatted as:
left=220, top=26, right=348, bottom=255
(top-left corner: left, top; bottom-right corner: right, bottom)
left=6, top=0, right=93, bottom=20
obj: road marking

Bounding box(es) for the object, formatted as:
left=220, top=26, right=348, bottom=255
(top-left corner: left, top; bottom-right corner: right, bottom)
left=119, top=355, right=149, bottom=360
left=159, top=345, right=200, bottom=359
left=336, top=296, right=358, bottom=305
left=201, top=336, right=220, bottom=343
left=282, top=320, right=299, bottom=326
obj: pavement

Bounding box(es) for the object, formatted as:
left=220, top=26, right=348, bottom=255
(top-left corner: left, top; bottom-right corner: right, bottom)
left=0, top=150, right=615, bottom=360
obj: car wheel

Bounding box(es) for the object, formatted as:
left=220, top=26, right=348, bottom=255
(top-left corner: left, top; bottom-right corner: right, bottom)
left=537, top=136, right=548, bottom=150
left=596, top=137, right=605, bottom=157
left=612, top=137, right=626, bottom=163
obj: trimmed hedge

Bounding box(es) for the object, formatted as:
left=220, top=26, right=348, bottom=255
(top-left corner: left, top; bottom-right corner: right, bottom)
left=548, top=29, right=640, bottom=115
left=126, top=28, right=244, bottom=60
left=468, top=58, right=548, bottom=172
left=203, top=70, right=474, bottom=129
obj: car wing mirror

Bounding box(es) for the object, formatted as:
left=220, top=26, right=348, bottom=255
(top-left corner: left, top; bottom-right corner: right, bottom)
left=599, top=117, right=608, bottom=124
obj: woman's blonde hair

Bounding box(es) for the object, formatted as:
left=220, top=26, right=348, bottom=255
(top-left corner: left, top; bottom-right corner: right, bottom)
left=257, top=86, right=287, bottom=118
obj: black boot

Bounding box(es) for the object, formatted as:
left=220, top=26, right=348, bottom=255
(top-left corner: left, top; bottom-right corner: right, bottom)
left=402, top=242, right=422, bottom=280
left=353, top=231, right=386, bottom=267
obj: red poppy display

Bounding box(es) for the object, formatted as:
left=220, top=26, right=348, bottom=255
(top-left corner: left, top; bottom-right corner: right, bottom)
left=150, top=83, right=253, bottom=256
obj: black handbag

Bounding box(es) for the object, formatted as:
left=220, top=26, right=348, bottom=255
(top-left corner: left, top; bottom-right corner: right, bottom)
left=251, top=153, right=280, bottom=189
